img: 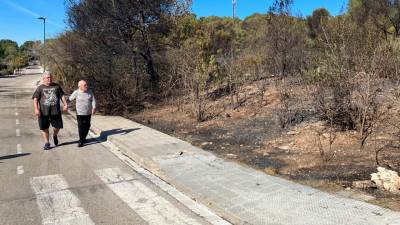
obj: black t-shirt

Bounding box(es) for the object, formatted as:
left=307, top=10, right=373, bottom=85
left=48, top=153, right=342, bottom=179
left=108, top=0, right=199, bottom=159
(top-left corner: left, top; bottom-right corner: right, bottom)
left=32, top=83, right=65, bottom=116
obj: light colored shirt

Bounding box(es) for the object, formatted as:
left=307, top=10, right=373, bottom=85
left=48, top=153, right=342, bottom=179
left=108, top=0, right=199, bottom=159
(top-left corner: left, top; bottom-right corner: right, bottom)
left=69, top=89, right=96, bottom=115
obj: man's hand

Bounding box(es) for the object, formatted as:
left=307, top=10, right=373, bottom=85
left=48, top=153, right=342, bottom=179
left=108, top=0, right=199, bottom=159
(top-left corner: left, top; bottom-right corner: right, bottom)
left=92, top=107, right=96, bottom=115
left=34, top=108, right=40, bottom=116
left=62, top=96, right=68, bottom=112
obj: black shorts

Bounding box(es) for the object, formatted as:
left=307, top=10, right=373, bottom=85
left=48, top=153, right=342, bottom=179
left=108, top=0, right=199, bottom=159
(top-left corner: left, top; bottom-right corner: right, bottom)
left=38, top=115, right=63, bottom=130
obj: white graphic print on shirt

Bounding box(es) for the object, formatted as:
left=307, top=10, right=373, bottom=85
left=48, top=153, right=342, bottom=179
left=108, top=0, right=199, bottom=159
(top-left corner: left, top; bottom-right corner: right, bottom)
left=43, top=88, right=57, bottom=106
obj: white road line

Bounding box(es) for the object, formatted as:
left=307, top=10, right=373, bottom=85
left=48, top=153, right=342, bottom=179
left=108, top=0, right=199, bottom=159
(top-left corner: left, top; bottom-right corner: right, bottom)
left=16, top=119, right=20, bottom=125
left=15, top=112, right=18, bottom=116
left=17, top=144, right=22, bottom=154
left=100, top=141, right=232, bottom=225
left=30, top=174, right=95, bottom=225
left=16, top=129, right=20, bottom=137
left=17, top=166, right=24, bottom=175
left=95, top=167, right=203, bottom=225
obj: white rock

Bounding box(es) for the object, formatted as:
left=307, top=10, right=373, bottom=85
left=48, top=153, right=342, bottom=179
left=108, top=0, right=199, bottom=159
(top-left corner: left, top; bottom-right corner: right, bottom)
left=278, top=145, right=291, bottom=150
left=201, top=142, right=209, bottom=146
left=371, top=167, right=400, bottom=194
left=226, top=154, right=237, bottom=158
left=322, top=133, right=332, bottom=138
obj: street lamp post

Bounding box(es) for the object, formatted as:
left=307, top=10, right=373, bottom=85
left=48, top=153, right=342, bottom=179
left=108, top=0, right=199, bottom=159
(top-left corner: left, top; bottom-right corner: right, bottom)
left=37, top=17, right=46, bottom=72
left=232, top=0, right=236, bottom=18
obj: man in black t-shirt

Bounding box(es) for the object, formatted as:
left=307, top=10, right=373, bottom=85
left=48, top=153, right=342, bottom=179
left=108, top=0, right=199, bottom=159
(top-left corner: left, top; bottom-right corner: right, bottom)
left=32, top=72, right=68, bottom=150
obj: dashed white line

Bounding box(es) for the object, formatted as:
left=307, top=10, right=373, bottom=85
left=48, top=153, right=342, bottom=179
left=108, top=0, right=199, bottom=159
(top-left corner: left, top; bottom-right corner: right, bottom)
left=16, top=129, right=20, bottom=137
left=17, top=166, right=24, bottom=175
left=30, top=174, right=95, bottom=225
left=16, top=119, right=20, bottom=125
left=17, top=144, right=22, bottom=154
left=95, top=167, right=203, bottom=225
left=15, top=112, right=18, bottom=116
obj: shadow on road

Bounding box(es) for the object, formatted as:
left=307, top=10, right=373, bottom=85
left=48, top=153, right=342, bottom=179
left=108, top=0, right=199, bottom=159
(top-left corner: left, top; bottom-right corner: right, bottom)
left=0, top=153, right=30, bottom=161
left=99, top=128, right=140, bottom=140
left=19, top=72, right=43, bottom=76
left=57, top=137, right=101, bottom=147
left=57, top=128, right=140, bottom=148
left=0, top=75, right=17, bottom=79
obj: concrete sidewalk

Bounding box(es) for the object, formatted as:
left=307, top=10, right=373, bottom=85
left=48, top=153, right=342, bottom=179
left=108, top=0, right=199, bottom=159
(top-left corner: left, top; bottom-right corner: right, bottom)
left=80, top=115, right=400, bottom=225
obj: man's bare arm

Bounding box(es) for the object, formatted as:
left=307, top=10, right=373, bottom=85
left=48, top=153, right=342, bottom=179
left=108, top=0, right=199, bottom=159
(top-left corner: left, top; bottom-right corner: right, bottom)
left=33, top=98, right=40, bottom=116
left=62, top=95, right=68, bottom=112
left=92, top=95, right=96, bottom=115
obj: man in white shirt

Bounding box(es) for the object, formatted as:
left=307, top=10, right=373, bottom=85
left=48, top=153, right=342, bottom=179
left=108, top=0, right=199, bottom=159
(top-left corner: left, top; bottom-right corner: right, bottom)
left=69, top=80, right=96, bottom=147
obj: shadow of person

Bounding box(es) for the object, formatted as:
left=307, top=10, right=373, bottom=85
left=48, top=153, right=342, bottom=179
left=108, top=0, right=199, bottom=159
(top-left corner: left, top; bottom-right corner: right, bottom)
left=0, top=75, right=17, bottom=79
left=56, top=128, right=140, bottom=148
left=0, top=153, right=30, bottom=161
left=57, top=137, right=101, bottom=147
left=99, top=128, right=140, bottom=141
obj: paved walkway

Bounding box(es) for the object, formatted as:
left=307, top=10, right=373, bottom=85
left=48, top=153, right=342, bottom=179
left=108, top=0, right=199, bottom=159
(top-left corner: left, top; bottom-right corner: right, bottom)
left=81, top=115, right=400, bottom=225
left=1, top=67, right=230, bottom=225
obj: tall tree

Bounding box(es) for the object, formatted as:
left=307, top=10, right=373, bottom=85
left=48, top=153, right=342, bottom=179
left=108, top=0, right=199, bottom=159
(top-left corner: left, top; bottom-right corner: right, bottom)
left=264, top=0, right=306, bottom=77
left=0, top=40, right=18, bottom=59
left=349, top=0, right=400, bottom=39
left=66, top=0, right=191, bottom=91
left=268, top=0, right=293, bottom=16
left=307, top=8, right=331, bottom=39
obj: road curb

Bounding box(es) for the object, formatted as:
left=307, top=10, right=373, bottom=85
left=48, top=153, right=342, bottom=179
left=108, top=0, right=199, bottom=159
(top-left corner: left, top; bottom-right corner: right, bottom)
left=85, top=117, right=245, bottom=225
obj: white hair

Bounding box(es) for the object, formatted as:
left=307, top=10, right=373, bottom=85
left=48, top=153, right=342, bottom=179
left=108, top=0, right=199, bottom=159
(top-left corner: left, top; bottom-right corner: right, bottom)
left=42, top=71, right=51, bottom=78
left=78, top=80, right=87, bottom=87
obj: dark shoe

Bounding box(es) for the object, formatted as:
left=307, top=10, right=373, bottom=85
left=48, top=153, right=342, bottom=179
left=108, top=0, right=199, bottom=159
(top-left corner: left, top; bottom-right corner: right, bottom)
left=53, top=136, right=59, bottom=146
left=83, top=139, right=88, bottom=144
left=78, top=142, right=84, bottom=147
left=43, top=143, right=51, bottom=150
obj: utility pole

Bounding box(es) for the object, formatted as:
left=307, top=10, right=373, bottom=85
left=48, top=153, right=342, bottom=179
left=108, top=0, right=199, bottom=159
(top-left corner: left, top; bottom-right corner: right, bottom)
left=37, top=17, right=46, bottom=73
left=232, top=0, right=236, bottom=18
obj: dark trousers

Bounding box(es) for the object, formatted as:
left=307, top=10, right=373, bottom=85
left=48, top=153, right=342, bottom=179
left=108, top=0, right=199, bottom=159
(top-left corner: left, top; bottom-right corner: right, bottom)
left=77, top=115, right=91, bottom=142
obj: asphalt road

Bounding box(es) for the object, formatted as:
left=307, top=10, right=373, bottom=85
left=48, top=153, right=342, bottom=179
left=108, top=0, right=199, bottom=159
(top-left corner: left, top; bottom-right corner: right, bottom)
left=0, top=67, right=213, bottom=225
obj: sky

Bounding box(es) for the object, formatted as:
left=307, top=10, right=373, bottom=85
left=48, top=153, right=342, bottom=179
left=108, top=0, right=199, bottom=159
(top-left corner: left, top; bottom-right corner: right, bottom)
left=0, top=0, right=349, bottom=46
left=193, top=0, right=349, bottom=19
